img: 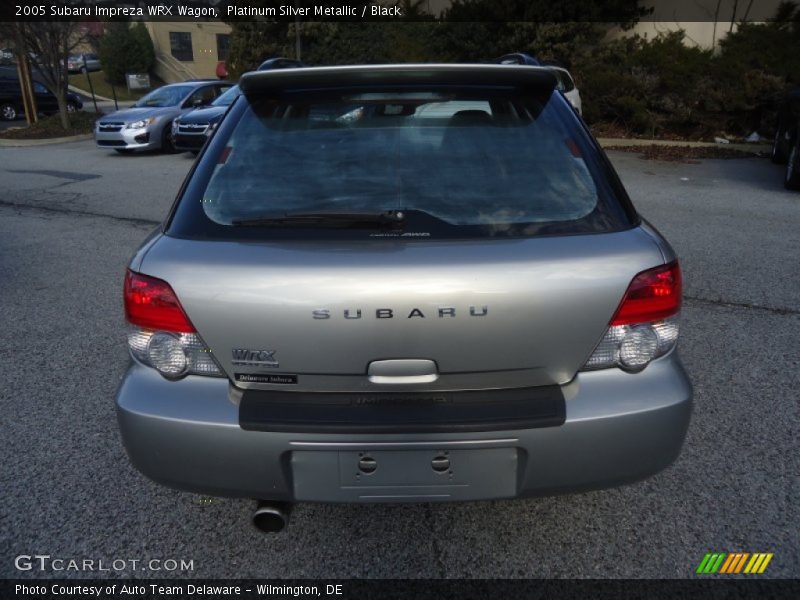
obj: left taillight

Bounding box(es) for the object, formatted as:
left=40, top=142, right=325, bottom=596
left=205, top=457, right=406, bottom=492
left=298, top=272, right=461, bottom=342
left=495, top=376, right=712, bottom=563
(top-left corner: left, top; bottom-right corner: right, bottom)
left=124, top=270, right=195, bottom=333
left=582, top=261, right=682, bottom=373
left=124, top=270, right=222, bottom=379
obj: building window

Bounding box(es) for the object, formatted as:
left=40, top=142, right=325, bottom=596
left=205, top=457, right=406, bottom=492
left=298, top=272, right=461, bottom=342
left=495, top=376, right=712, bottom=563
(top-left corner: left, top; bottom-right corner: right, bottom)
left=169, top=32, right=193, bottom=62
left=216, top=34, right=230, bottom=62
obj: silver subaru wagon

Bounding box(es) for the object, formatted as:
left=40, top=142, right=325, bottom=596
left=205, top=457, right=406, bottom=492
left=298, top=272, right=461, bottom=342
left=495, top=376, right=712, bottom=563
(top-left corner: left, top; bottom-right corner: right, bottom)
left=116, top=64, right=691, bottom=532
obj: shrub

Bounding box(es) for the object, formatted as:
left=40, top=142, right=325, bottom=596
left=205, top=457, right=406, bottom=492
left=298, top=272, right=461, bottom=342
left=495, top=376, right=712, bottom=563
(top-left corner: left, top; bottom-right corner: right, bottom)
left=574, top=32, right=713, bottom=136
left=706, top=5, right=800, bottom=134
left=575, top=3, right=800, bottom=137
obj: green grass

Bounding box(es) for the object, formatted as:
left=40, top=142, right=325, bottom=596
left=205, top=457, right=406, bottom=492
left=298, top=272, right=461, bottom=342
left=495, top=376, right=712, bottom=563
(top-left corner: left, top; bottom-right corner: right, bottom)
left=0, top=111, right=97, bottom=139
left=68, top=70, right=163, bottom=102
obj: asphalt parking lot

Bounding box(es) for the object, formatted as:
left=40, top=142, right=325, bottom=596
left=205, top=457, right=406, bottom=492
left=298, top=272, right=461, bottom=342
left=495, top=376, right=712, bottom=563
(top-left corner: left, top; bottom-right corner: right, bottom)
left=1, top=141, right=798, bottom=579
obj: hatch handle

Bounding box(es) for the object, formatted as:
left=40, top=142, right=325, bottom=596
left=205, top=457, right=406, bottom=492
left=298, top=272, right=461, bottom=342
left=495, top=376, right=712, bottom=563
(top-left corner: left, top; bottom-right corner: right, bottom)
left=367, top=359, right=439, bottom=384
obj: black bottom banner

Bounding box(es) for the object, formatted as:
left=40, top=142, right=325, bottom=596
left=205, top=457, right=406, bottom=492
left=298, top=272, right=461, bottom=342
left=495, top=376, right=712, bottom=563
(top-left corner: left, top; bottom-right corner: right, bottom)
left=3, top=579, right=800, bottom=600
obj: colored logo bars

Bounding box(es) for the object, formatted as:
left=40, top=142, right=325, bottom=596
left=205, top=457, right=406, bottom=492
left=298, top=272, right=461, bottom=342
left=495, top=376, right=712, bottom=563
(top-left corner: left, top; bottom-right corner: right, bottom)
left=696, top=553, right=774, bottom=574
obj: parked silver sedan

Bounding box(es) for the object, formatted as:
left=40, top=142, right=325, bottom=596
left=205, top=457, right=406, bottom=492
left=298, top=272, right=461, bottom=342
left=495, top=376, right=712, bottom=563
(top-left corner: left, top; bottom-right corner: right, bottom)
left=67, top=53, right=101, bottom=73
left=116, top=64, right=691, bottom=532
left=95, top=80, right=232, bottom=154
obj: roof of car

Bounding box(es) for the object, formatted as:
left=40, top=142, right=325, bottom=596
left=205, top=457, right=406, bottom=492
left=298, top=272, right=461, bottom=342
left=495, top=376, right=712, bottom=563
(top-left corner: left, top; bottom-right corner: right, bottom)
left=239, top=64, right=557, bottom=95
left=257, top=57, right=307, bottom=70
left=489, top=53, right=541, bottom=66
left=163, top=80, right=231, bottom=88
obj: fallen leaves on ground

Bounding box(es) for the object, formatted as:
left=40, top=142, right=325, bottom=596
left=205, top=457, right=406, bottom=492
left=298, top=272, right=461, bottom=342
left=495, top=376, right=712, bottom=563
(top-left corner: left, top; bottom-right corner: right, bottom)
left=0, top=111, right=99, bottom=139
left=610, top=144, right=761, bottom=162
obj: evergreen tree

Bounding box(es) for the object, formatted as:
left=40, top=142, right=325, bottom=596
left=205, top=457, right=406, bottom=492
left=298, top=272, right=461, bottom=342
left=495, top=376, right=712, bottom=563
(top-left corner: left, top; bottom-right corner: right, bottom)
left=99, top=23, right=155, bottom=85
left=127, top=23, right=155, bottom=75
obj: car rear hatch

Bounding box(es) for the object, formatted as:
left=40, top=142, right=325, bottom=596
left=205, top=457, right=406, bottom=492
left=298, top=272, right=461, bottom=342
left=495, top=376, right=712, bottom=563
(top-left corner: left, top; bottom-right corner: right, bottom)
left=139, top=228, right=663, bottom=392
left=147, top=64, right=657, bottom=394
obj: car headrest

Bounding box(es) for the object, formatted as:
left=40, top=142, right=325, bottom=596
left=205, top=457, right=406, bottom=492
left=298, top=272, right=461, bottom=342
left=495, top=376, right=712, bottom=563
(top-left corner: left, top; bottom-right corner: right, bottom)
left=446, top=110, right=493, bottom=126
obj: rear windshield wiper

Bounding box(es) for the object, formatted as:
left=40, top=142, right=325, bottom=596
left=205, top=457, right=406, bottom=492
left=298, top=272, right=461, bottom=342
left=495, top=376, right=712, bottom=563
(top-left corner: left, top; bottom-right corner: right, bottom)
left=231, top=210, right=406, bottom=229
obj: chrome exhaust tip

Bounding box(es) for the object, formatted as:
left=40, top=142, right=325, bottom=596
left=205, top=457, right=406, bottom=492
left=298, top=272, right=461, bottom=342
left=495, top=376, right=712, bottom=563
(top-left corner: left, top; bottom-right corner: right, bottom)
left=252, top=501, right=291, bottom=533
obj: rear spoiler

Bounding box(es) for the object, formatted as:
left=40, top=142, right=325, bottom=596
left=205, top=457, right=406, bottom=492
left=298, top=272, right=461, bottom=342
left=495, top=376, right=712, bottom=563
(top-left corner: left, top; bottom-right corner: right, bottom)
left=239, top=64, right=557, bottom=95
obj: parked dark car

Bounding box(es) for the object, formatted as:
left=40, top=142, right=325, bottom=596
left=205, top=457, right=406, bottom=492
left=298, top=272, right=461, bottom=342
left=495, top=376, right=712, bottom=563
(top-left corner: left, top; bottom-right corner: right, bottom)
left=172, top=84, right=240, bottom=154
left=0, top=77, right=83, bottom=120
left=771, top=87, right=800, bottom=190
left=172, top=59, right=304, bottom=155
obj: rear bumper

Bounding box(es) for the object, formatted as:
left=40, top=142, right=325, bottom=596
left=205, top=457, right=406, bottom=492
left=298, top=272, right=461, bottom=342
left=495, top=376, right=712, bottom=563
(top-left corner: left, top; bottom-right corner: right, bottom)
left=116, top=354, right=692, bottom=502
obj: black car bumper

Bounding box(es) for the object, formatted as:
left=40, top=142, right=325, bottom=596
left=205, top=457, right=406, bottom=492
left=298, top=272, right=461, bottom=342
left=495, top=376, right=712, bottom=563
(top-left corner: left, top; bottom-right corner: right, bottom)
left=173, top=132, right=206, bottom=152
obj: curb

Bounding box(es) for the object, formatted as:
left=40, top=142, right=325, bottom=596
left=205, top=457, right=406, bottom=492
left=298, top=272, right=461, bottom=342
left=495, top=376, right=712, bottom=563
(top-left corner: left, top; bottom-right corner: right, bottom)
left=598, top=137, right=771, bottom=154
left=0, top=133, right=93, bottom=147
left=68, top=84, right=114, bottom=102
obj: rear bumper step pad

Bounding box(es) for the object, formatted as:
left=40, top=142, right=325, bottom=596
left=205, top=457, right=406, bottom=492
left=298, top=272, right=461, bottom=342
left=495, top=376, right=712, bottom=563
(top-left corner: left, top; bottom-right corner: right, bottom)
left=237, top=385, right=565, bottom=433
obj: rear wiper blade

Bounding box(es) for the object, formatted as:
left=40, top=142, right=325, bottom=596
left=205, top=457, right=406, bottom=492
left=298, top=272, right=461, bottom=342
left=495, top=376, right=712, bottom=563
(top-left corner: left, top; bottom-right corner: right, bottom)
left=231, top=210, right=406, bottom=228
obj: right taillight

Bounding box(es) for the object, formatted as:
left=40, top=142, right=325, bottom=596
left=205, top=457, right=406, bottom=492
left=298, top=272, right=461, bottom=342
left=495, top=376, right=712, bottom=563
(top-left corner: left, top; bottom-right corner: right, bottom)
left=123, top=269, right=223, bottom=380
left=582, top=262, right=682, bottom=373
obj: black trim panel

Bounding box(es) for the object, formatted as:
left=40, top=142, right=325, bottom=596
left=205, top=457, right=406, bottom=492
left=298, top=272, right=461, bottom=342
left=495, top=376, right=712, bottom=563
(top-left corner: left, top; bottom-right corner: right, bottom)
left=173, top=134, right=205, bottom=151
left=238, top=385, right=565, bottom=433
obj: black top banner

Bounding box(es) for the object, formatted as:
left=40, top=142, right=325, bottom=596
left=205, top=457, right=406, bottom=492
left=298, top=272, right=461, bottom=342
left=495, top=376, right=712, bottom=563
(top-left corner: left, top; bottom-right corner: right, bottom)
left=1, top=0, right=792, bottom=23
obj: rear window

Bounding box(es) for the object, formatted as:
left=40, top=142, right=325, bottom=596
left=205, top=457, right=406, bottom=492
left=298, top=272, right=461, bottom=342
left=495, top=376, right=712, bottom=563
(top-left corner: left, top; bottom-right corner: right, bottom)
left=169, top=87, right=632, bottom=240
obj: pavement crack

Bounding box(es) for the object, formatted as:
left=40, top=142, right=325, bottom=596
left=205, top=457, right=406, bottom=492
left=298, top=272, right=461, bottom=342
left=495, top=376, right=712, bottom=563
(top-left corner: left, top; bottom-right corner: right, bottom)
left=684, top=295, right=799, bottom=316
left=5, top=169, right=101, bottom=183
left=0, top=199, right=160, bottom=228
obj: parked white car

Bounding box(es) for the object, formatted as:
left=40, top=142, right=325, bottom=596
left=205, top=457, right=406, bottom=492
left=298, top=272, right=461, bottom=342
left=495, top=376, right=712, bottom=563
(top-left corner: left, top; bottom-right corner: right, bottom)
left=491, top=54, right=582, bottom=116
left=549, top=66, right=582, bottom=116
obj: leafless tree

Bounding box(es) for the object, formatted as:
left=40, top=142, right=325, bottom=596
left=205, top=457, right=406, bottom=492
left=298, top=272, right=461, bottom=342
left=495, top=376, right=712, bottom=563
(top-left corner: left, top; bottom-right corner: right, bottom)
left=711, top=0, right=723, bottom=49
left=13, top=21, right=85, bottom=129
left=730, top=0, right=740, bottom=32
left=741, top=0, right=756, bottom=22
